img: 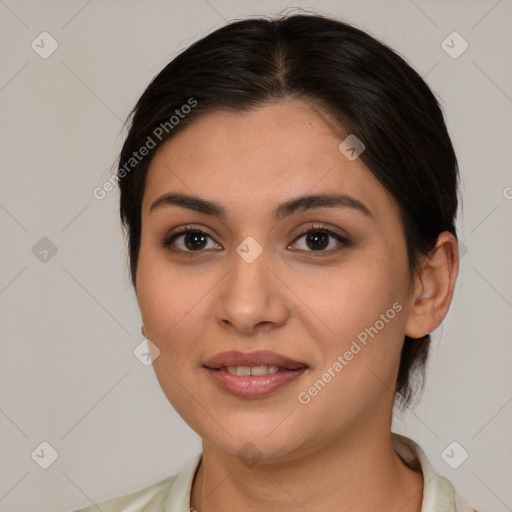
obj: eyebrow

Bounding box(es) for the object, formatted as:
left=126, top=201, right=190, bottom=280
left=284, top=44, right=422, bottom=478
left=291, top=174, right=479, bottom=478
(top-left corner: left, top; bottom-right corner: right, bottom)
left=149, top=192, right=373, bottom=220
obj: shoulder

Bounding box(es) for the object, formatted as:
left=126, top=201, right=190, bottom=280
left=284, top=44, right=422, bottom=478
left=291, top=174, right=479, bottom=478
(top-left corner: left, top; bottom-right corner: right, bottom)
left=71, top=452, right=202, bottom=512
left=72, top=473, right=178, bottom=512
left=391, top=433, right=482, bottom=512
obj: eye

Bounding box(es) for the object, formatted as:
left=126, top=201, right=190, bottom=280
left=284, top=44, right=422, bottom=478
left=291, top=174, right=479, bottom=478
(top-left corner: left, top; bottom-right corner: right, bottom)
left=290, top=224, right=350, bottom=256
left=160, top=227, right=221, bottom=254
left=160, top=223, right=350, bottom=257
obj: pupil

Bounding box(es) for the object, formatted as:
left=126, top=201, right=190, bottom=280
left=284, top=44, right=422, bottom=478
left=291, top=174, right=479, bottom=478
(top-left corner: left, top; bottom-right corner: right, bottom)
left=185, top=232, right=207, bottom=250
left=307, top=232, right=328, bottom=250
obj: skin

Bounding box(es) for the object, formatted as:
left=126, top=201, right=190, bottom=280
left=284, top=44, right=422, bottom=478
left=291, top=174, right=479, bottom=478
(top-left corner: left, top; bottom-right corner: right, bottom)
left=136, top=99, right=459, bottom=512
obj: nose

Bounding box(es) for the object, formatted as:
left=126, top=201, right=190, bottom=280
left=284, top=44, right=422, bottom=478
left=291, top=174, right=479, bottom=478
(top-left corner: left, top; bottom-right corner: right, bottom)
left=214, top=246, right=289, bottom=336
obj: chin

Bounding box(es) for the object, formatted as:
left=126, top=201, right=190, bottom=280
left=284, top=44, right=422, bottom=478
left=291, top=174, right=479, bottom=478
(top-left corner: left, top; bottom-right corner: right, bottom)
left=211, top=431, right=309, bottom=465
left=198, top=408, right=316, bottom=459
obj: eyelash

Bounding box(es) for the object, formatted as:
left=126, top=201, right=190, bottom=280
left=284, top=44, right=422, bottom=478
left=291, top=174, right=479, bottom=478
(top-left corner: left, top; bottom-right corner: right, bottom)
left=160, top=223, right=350, bottom=258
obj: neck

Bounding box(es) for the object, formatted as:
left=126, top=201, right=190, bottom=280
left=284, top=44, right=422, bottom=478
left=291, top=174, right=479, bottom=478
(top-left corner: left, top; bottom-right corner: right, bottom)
left=190, top=420, right=423, bottom=512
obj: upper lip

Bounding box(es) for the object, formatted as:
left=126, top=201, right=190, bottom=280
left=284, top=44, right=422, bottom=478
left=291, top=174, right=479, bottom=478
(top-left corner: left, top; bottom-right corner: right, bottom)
left=203, top=350, right=307, bottom=370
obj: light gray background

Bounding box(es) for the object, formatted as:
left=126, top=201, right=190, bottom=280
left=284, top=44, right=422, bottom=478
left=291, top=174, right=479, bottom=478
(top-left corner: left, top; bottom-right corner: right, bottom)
left=0, top=1, right=511, bottom=511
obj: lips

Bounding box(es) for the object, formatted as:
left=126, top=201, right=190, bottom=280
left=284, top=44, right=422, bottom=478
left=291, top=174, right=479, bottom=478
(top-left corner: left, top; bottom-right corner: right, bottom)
left=203, top=350, right=308, bottom=399
left=203, top=350, right=307, bottom=370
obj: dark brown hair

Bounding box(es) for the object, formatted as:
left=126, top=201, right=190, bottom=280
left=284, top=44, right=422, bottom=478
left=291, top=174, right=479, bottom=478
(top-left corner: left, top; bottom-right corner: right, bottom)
left=117, top=13, right=459, bottom=409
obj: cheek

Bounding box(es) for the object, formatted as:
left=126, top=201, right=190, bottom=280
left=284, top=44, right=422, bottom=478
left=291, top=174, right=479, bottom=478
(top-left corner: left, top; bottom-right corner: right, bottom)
left=296, top=280, right=407, bottom=424
left=137, top=245, right=188, bottom=326
left=135, top=250, right=208, bottom=413
left=297, top=247, right=410, bottom=389
left=136, top=247, right=219, bottom=366
left=299, top=252, right=408, bottom=340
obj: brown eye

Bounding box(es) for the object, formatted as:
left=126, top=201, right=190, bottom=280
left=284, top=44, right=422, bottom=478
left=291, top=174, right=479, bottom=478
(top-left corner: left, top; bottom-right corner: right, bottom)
left=182, top=232, right=208, bottom=250
left=290, top=226, right=350, bottom=256
left=304, top=231, right=330, bottom=250
left=161, top=228, right=221, bottom=253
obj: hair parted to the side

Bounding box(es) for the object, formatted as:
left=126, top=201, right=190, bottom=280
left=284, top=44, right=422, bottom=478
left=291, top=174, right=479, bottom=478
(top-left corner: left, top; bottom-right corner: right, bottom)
left=117, top=13, right=459, bottom=410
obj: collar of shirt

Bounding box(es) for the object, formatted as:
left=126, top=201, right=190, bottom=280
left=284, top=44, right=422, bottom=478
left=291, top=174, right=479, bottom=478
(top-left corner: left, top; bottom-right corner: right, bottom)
left=74, top=433, right=477, bottom=511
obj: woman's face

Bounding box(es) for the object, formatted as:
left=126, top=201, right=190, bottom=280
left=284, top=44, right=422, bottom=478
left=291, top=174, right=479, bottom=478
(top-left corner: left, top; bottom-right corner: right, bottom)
left=136, top=99, right=415, bottom=461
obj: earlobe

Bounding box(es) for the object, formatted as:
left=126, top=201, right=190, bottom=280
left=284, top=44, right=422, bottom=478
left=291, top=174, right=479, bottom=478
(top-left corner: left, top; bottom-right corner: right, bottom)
left=405, top=232, right=459, bottom=339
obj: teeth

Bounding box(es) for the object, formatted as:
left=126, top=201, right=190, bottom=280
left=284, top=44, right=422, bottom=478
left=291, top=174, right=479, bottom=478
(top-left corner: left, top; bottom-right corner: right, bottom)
left=225, top=365, right=280, bottom=376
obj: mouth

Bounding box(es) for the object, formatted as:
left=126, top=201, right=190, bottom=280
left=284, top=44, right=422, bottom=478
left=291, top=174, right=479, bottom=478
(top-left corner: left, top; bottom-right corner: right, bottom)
left=203, top=350, right=308, bottom=399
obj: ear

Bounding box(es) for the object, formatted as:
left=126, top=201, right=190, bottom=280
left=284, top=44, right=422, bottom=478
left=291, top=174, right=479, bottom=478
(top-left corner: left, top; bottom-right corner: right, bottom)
left=405, top=232, right=460, bottom=339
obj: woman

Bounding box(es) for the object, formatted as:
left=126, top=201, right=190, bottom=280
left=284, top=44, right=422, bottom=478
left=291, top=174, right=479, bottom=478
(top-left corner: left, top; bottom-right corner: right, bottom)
left=76, top=12, right=478, bottom=512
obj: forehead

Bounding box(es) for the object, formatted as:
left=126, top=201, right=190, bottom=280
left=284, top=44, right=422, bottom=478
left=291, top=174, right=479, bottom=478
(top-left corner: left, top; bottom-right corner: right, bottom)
left=142, top=100, right=397, bottom=220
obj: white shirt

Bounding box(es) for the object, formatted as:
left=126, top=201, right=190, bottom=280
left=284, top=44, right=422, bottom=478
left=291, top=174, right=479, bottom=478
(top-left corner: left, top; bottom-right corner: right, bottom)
left=73, top=433, right=478, bottom=512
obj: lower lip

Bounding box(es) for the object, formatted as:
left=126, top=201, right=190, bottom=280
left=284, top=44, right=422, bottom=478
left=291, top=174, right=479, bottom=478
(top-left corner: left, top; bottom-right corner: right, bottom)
left=205, top=368, right=307, bottom=399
